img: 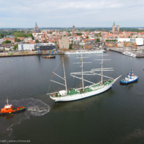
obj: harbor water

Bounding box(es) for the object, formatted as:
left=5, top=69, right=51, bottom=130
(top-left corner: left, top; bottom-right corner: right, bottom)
left=0, top=52, right=144, bottom=144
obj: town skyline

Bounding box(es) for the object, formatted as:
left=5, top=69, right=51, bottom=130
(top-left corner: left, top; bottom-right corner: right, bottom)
left=0, top=0, right=144, bottom=28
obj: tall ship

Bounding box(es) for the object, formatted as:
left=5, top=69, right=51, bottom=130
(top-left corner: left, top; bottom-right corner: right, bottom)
left=47, top=54, right=121, bottom=102
left=122, top=51, right=136, bottom=58
left=65, top=50, right=104, bottom=54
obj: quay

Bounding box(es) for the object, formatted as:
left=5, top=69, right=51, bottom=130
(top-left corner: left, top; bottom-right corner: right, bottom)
left=109, top=47, right=144, bottom=58
left=0, top=50, right=105, bottom=58
left=0, top=51, right=64, bottom=58
left=109, top=48, right=123, bottom=54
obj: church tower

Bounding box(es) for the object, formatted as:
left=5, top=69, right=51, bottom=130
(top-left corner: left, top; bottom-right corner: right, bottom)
left=117, top=25, right=120, bottom=32
left=35, top=22, right=38, bottom=30
left=112, top=21, right=115, bottom=33
left=33, top=22, right=40, bottom=33
left=72, top=25, right=75, bottom=35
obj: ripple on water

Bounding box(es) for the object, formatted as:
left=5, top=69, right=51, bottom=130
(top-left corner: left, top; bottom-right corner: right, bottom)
left=0, top=98, right=50, bottom=138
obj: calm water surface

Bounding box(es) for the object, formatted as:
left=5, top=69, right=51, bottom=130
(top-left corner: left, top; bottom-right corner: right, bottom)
left=0, top=52, right=144, bottom=144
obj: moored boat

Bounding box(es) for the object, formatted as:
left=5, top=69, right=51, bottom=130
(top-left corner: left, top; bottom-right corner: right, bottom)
left=122, top=51, right=136, bottom=58
left=120, top=70, right=138, bottom=85
left=65, top=50, right=104, bottom=54
left=0, top=99, right=26, bottom=116
left=42, top=55, right=55, bottom=59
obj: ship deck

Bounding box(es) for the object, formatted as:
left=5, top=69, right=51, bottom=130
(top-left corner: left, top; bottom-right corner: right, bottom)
left=51, top=80, right=113, bottom=97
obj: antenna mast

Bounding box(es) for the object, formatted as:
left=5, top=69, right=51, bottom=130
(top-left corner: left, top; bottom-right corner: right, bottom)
left=6, top=98, right=9, bottom=105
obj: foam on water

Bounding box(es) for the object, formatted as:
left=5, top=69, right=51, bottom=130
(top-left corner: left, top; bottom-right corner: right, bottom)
left=0, top=98, right=50, bottom=138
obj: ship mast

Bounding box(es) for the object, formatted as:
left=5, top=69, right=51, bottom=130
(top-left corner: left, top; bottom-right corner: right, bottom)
left=48, top=57, right=68, bottom=95
left=62, top=57, right=67, bottom=93
left=81, top=54, right=84, bottom=91
left=71, top=55, right=91, bottom=91
left=101, top=53, right=103, bottom=84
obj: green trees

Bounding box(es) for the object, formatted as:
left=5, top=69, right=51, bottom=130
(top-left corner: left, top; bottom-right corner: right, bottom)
left=16, top=38, right=21, bottom=42
left=35, top=39, right=39, bottom=43
left=106, top=40, right=117, bottom=42
left=86, top=36, right=89, bottom=39
left=95, top=33, right=102, bottom=37
left=96, top=38, right=100, bottom=42
left=69, top=44, right=73, bottom=49
left=77, top=33, right=82, bottom=36
left=2, top=40, right=11, bottom=44
left=12, top=32, right=33, bottom=38
left=0, top=33, right=4, bottom=39
left=13, top=44, right=18, bottom=50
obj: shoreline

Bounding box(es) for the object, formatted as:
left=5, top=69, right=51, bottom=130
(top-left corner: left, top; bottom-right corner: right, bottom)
left=0, top=48, right=144, bottom=58
left=0, top=50, right=104, bottom=58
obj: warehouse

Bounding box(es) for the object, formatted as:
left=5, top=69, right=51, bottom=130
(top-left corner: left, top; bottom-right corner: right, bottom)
left=117, top=38, right=130, bottom=42
left=18, top=43, right=57, bottom=51
left=130, top=38, right=143, bottom=46
left=18, top=44, right=35, bottom=51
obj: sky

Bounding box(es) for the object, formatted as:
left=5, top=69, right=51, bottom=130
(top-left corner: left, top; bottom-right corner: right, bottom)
left=0, top=0, right=144, bottom=28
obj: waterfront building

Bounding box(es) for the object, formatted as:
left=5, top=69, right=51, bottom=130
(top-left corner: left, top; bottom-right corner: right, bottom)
left=118, top=38, right=143, bottom=46
left=18, top=44, right=35, bottom=51
left=130, top=38, right=143, bottom=45
left=123, top=42, right=132, bottom=47
left=18, top=43, right=56, bottom=51
left=0, top=44, right=14, bottom=50
left=59, top=35, right=69, bottom=50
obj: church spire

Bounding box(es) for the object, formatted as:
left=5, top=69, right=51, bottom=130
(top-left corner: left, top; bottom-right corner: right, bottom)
left=113, top=20, right=115, bottom=26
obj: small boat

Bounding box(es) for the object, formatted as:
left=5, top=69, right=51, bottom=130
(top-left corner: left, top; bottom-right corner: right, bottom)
left=0, top=99, right=26, bottom=116
left=122, top=51, right=136, bottom=58
left=42, top=55, right=55, bottom=59
left=120, top=70, right=138, bottom=85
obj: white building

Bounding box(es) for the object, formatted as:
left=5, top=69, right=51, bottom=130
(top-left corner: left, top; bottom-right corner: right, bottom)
left=117, top=38, right=130, bottom=42
left=23, top=37, right=33, bottom=43
left=39, top=43, right=55, bottom=46
left=118, top=38, right=144, bottom=46
left=59, top=35, right=69, bottom=49
left=130, top=38, right=143, bottom=45
left=18, top=44, right=35, bottom=51
left=0, top=39, right=3, bottom=44
left=18, top=43, right=56, bottom=51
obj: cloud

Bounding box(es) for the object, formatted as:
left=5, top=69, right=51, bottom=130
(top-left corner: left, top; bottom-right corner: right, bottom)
left=0, top=0, right=144, bottom=27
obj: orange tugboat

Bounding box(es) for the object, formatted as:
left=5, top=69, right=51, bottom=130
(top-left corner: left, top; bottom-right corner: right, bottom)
left=0, top=99, right=26, bottom=116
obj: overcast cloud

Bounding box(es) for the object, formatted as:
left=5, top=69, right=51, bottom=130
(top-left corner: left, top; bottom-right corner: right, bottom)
left=0, top=0, right=144, bottom=27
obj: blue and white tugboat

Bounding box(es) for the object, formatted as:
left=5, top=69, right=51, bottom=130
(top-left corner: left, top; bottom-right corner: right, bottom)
left=120, top=70, right=138, bottom=85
